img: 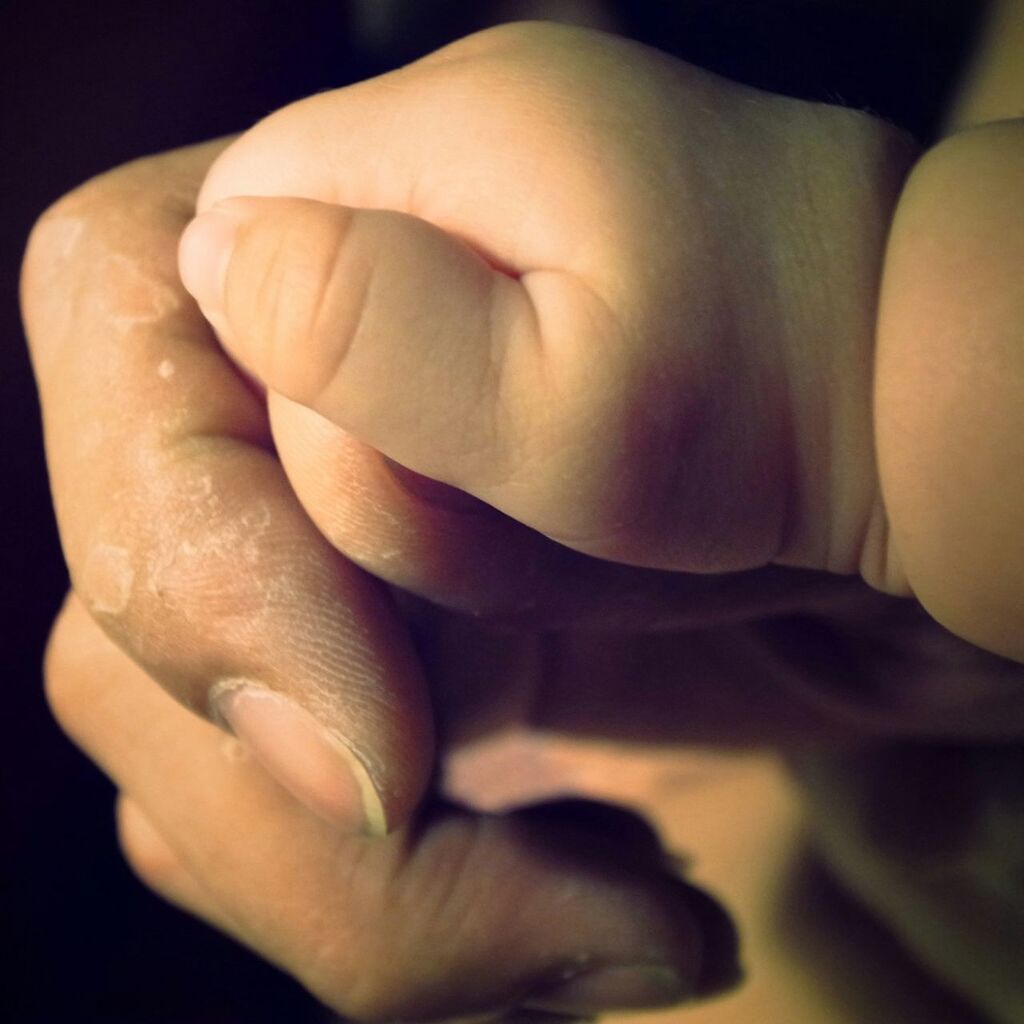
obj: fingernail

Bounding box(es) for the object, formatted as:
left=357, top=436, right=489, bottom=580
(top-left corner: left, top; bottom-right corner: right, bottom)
left=523, top=964, right=692, bottom=1015
left=210, top=680, right=387, bottom=836
left=178, top=202, right=243, bottom=320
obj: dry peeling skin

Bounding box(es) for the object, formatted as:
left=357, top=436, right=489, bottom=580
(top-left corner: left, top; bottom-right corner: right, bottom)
left=138, top=469, right=277, bottom=626
left=33, top=214, right=84, bottom=262
left=92, top=453, right=399, bottom=817
left=80, top=543, right=135, bottom=616
left=100, top=252, right=182, bottom=331
left=28, top=174, right=423, bottom=839
left=71, top=433, right=278, bottom=656
left=26, top=217, right=182, bottom=380
left=23, top=215, right=86, bottom=353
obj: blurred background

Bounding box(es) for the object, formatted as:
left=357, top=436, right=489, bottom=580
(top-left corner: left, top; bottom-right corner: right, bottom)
left=1, top=1, right=985, bottom=1020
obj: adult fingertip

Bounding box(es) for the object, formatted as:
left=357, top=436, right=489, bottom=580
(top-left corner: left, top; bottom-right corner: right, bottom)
left=211, top=679, right=388, bottom=837
left=502, top=802, right=742, bottom=1016
left=520, top=883, right=742, bottom=1016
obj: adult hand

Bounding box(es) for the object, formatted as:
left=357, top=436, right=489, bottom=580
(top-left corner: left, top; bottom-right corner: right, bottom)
left=24, top=21, right=918, bottom=847
left=25, top=137, right=741, bottom=1023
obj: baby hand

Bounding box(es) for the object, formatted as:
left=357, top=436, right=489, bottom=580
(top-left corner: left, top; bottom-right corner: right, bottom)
left=181, top=22, right=917, bottom=590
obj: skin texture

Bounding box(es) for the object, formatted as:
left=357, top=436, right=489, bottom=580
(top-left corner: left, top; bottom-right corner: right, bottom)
left=22, top=20, right=1024, bottom=1024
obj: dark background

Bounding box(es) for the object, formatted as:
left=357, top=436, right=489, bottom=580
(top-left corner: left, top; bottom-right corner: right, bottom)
left=1, top=2, right=984, bottom=1020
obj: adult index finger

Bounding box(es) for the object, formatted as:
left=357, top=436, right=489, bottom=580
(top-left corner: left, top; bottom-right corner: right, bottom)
left=21, top=140, right=433, bottom=835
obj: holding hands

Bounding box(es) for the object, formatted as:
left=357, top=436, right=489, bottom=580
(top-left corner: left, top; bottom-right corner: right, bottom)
left=24, top=22, right=1024, bottom=1022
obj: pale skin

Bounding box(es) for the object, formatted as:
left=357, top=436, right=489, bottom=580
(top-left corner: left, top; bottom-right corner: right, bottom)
left=21, top=12, right=1024, bottom=1024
